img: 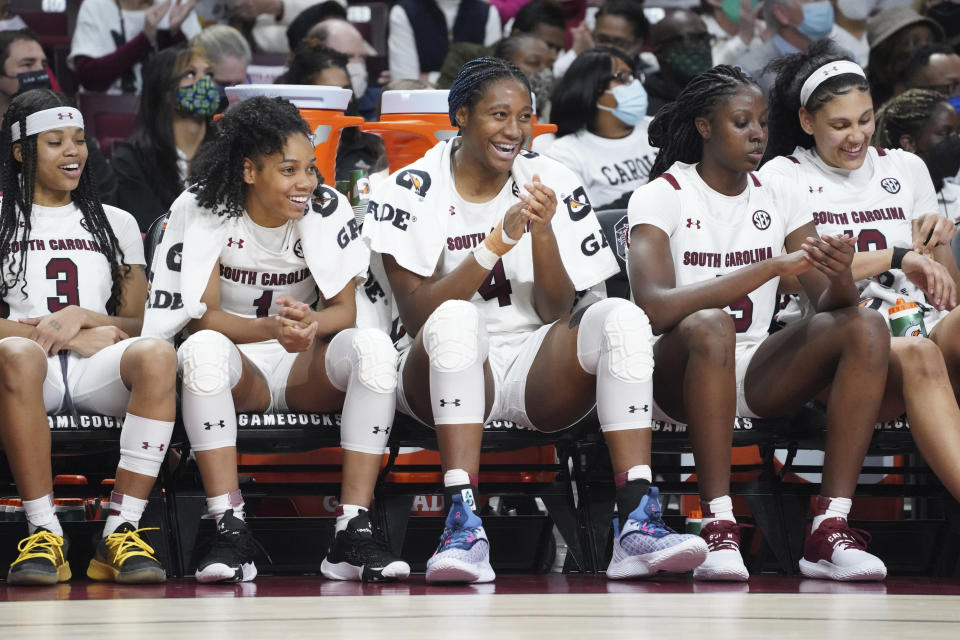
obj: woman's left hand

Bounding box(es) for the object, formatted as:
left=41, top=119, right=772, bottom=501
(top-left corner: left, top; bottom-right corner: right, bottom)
left=518, top=174, right=558, bottom=236
left=912, top=213, right=955, bottom=255
left=19, top=306, right=86, bottom=355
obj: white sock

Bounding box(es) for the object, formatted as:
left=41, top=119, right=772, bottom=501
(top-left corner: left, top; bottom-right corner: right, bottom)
left=207, top=490, right=245, bottom=523
left=701, top=495, right=736, bottom=527
left=23, top=494, right=62, bottom=536
left=443, top=469, right=471, bottom=488
left=812, top=496, right=852, bottom=532
left=102, top=491, right=148, bottom=537
left=626, top=465, right=652, bottom=483
left=336, top=504, right=365, bottom=533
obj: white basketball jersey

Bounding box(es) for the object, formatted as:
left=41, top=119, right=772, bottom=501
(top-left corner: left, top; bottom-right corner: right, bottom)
left=628, top=161, right=806, bottom=351
left=1, top=201, right=144, bottom=320
left=215, top=214, right=318, bottom=321
left=761, top=146, right=941, bottom=318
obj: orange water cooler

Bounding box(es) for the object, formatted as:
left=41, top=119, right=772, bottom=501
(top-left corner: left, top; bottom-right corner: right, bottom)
left=224, top=85, right=363, bottom=187
left=361, top=89, right=557, bottom=173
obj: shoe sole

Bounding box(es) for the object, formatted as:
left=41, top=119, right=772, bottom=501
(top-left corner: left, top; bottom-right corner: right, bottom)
left=7, top=563, right=72, bottom=586
left=799, top=558, right=887, bottom=581
left=87, top=559, right=166, bottom=584
left=425, top=557, right=496, bottom=584
left=195, top=561, right=257, bottom=584
left=693, top=565, right=750, bottom=581
left=320, top=558, right=411, bottom=582
left=607, top=538, right=708, bottom=579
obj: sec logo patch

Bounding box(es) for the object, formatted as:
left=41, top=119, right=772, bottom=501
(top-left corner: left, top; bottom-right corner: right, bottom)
left=881, top=177, right=900, bottom=194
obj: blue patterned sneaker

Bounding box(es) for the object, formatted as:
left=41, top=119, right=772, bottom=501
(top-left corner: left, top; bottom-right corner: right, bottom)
left=425, top=495, right=495, bottom=584
left=607, top=487, right=708, bottom=579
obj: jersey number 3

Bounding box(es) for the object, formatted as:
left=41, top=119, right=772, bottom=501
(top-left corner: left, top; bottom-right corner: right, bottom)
left=477, top=259, right=513, bottom=307
left=46, top=258, right=80, bottom=312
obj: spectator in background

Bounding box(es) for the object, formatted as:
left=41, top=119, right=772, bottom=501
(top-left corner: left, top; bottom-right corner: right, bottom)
left=69, top=0, right=202, bottom=94
left=276, top=40, right=386, bottom=181
left=285, top=1, right=347, bottom=51
left=0, top=29, right=50, bottom=118
left=698, top=0, right=764, bottom=66
left=511, top=0, right=567, bottom=64
left=873, top=88, right=960, bottom=222
left=558, top=0, right=649, bottom=78
left=925, top=0, right=960, bottom=51
left=388, top=0, right=501, bottom=84
left=829, top=0, right=872, bottom=66
left=891, top=43, right=960, bottom=99
left=645, top=9, right=713, bottom=116
left=231, top=0, right=345, bottom=53
left=539, top=46, right=656, bottom=210
left=867, top=6, right=943, bottom=106
left=493, top=34, right=554, bottom=117
left=298, top=18, right=380, bottom=120
left=110, top=46, right=217, bottom=230
left=190, top=24, right=251, bottom=87
left=737, top=0, right=836, bottom=94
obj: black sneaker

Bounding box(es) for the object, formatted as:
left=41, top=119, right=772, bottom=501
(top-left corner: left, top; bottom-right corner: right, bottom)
left=320, top=511, right=410, bottom=582
left=87, top=523, right=167, bottom=584
left=7, top=528, right=71, bottom=586
left=195, top=510, right=259, bottom=583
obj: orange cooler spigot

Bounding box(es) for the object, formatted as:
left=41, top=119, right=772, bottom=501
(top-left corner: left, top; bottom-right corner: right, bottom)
left=224, top=85, right=364, bottom=187
left=361, top=89, right=557, bottom=173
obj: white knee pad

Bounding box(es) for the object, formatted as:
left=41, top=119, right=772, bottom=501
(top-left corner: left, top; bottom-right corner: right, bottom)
left=118, top=414, right=175, bottom=478
left=423, top=300, right=488, bottom=426
left=179, top=330, right=241, bottom=452
left=179, top=330, right=243, bottom=395
left=326, top=328, right=398, bottom=455
left=576, top=299, right=654, bottom=432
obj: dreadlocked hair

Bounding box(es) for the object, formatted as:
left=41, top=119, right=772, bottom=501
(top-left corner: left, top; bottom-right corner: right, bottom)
left=188, top=96, right=311, bottom=218
left=648, top=65, right=758, bottom=180
left=764, top=39, right=870, bottom=162
left=0, top=89, right=128, bottom=314
left=447, top=56, right=531, bottom=126
left=873, top=88, right=949, bottom=149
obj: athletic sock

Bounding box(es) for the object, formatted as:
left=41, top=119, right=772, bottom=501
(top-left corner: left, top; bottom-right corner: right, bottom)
left=701, top=495, right=736, bottom=527
left=336, top=504, right=365, bottom=533
left=102, top=491, right=148, bottom=537
left=812, top=496, right=852, bottom=532
left=443, top=469, right=479, bottom=513
left=207, top=489, right=245, bottom=523
left=614, top=465, right=652, bottom=529
left=23, top=494, right=62, bottom=536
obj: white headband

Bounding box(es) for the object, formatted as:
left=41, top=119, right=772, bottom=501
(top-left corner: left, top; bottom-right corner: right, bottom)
left=10, top=107, right=84, bottom=142
left=799, top=61, right=866, bottom=107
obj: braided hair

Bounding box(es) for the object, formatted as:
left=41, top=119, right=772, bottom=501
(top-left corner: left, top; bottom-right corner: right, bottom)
left=873, top=88, right=949, bottom=149
left=188, top=96, right=312, bottom=218
left=764, top=39, right=870, bottom=162
left=447, top=56, right=531, bottom=127
left=647, top=65, right=758, bottom=180
left=0, top=89, right=128, bottom=313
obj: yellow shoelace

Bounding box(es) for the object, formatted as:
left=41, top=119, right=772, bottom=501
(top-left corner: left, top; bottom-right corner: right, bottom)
left=104, top=527, right=159, bottom=564
left=11, top=530, right=66, bottom=566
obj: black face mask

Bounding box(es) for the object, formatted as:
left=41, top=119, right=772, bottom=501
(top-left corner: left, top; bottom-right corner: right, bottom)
left=14, top=69, right=51, bottom=95
left=923, top=134, right=960, bottom=192
left=928, top=1, right=960, bottom=39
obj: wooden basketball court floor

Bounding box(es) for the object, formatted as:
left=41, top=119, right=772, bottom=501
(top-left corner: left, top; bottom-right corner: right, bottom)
left=1, top=575, right=958, bottom=639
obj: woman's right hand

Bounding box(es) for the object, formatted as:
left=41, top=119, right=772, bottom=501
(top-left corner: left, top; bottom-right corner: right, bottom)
left=167, top=0, right=198, bottom=36
left=902, top=251, right=958, bottom=311
left=143, top=0, right=170, bottom=46
left=773, top=249, right=816, bottom=278
left=502, top=200, right=530, bottom=243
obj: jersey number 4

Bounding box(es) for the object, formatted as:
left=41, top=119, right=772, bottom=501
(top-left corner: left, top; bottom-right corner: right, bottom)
left=477, top=259, right=513, bottom=307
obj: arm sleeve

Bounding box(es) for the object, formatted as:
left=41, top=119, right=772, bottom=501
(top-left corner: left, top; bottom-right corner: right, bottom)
left=627, top=177, right=680, bottom=237
left=388, top=5, right=422, bottom=80
left=71, top=33, right=153, bottom=92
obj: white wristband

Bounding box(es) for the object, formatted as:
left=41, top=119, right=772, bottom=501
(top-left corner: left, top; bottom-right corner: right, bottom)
left=473, top=243, right=500, bottom=270
left=501, top=224, right=520, bottom=245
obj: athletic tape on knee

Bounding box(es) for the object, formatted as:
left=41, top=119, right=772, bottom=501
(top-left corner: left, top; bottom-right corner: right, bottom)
left=326, top=328, right=398, bottom=454
left=424, top=300, right=488, bottom=425
left=118, top=413, right=175, bottom=477
left=179, top=331, right=242, bottom=451
left=576, top=300, right=655, bottom=432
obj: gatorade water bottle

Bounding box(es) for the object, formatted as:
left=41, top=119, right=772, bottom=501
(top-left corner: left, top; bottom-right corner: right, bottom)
left=887, top=297, right=927, bottom=337
left=685, top=509, right=702, bottom=535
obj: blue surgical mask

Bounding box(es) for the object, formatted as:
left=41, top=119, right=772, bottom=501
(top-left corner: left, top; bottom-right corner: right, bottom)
left=597, top=79, right=648, bottom=127
left=797, top=1, right=835, bottom=41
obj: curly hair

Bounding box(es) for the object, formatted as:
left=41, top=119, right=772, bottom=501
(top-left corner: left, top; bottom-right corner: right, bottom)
left=764, top=39, right=870, bottom=162
left=647, top=64, right=758, bottom=180
left=448, top=56, right=531, bottom=127
left=873, top=88, right=949, bottom=149
left=0, top=89, right=128, bottom=313
left=188, top=95, right=312, bottom=218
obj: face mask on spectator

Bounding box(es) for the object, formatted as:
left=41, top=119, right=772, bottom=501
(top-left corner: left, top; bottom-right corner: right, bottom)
left=721, top=0, right=759, bottom=24
left=597, top=78, right=648, bottom=126
left=177, top=75, right=223, bottom=119
left=928, top=1, right=960, bottom=39
left=15, top=69, right=50, bottom=95
left=923, top=133, right=960, bottom=192
left=347, top=61, right=368, bottom=99
left=527, top=68, right=554, bottom=115
left=797, top=1, right=835, bottom=41
left=836, top=0, right=874, bottom=22
left=658, top=41, right=712, bottom=84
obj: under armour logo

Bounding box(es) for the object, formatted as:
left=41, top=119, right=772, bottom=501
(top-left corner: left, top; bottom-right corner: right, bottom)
left=686, top=219, right=701, bottom=229
left=808, top=185, right=823, bottom=193
left=372, top=426, right=390, bottom=435
left=628, top=405, right=649, bottom=414
left=823, top=65, right=838, bottom=77
left=141, top=442, right=166, bottom=451
left=204, top=420, right=225, bottom=430
left=58, top=112, right=74, bottom=120
left=227, top=237, right=244, bottom=248
left=439, top=398, right=461, bottom=407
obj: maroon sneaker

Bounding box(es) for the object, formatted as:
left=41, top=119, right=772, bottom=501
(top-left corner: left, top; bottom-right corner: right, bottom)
left=693, top=520, right=749, bottom=581
left=799, top=517, right=886, bottom=581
